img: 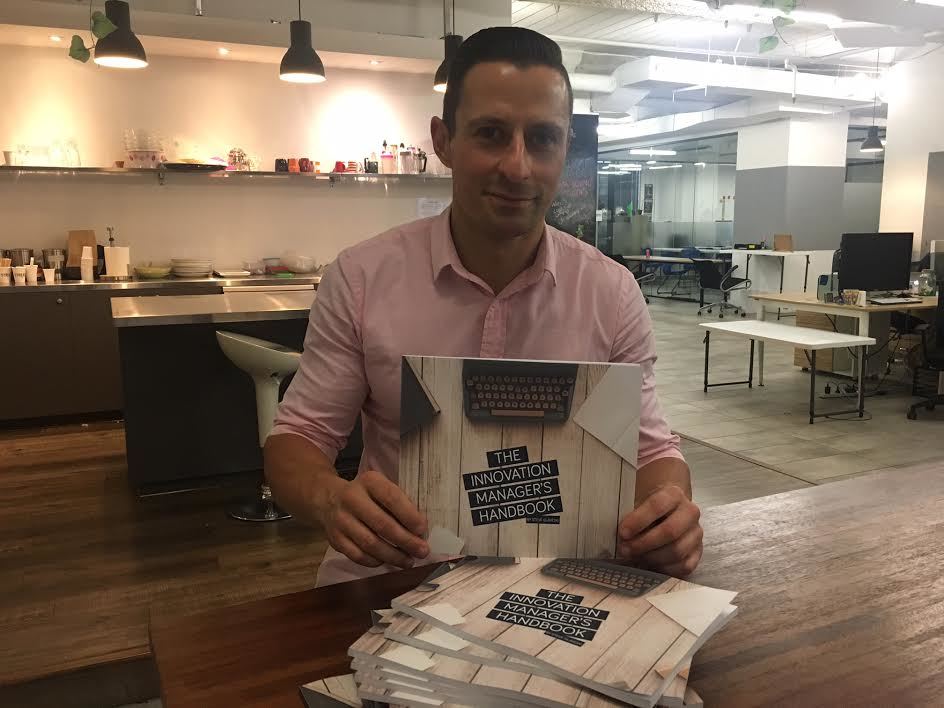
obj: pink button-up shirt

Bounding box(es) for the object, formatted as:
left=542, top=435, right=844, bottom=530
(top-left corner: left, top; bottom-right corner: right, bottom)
left=272, top=209, right=682, bottom=585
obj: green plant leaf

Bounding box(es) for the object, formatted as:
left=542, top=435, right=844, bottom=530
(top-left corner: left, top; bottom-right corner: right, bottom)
left=91, top=10, right=117, bottom=40
left=69, top=35, right=91, bottom=62
left=759, top=35, right=780, bottom=53
left=773, top=15, right=796, bottom=28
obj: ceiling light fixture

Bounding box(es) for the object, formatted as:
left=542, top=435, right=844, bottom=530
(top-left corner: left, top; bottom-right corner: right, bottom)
left=280, top=0, right=326, bottom=83
left=695, top=162, right=707, bottom=167
left=861, top=52, right=884, bottom=153
left=369, top=59, right=382, bottom=65
left=93, top=0, right=148, bottom=69
left=434, top=0, right=462, bottom=93
left=647, top=160, right=657, bottom=165
left=631, top=148, right=678, bottom=156
left=50, top=34, right=62, bottom=42
left=218, top=47, right=230, bottom=56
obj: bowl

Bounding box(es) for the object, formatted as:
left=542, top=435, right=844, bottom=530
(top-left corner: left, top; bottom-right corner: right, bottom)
left=135, top=264, right=172, bottom=279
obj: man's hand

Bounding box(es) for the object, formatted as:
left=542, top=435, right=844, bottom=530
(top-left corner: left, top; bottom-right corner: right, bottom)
left=617, top=484, right=703, bottom=577
left=318, top=469, right=430, bottom=569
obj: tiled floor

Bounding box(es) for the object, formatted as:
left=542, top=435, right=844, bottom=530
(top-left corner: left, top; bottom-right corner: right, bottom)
left=647, top=296, right=944, bottom=486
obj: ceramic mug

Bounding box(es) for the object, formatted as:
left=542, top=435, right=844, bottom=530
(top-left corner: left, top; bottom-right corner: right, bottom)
left=274, top=158, right=289, bottom=172
left=299, top=158, right=313, bottom=173
left=333, top=161, right=346, bottom=173
left=0, top=266, right=10, bottom=286
left=288, top=158, right=300, bottom=173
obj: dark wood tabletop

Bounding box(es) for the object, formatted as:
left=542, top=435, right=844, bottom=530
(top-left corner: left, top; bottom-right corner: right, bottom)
left=150, top=462, right=944, bottom=708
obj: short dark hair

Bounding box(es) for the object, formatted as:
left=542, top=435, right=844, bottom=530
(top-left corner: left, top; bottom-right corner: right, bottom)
left=442, top=26, right=574, bottom=134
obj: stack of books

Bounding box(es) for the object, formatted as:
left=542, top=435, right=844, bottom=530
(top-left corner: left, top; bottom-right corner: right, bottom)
left=303, top=556, right=737, bottom=708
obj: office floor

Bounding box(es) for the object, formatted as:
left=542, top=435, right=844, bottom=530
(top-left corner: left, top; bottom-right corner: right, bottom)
left=646, top=294, right=944, bottom=484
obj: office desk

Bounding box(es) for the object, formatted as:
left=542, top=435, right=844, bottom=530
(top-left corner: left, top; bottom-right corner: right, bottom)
left=753, top=292, right=938, bottom=337
left=150, top=463, right=944, bottom=708
left=623, top=255, right=722, bottom=265
left=721, top=250, right=835, bottom=317
left=701, top=320, right=875, bottom=422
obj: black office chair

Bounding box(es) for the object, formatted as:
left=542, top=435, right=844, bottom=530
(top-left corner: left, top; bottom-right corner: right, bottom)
left=907, top=296, right=944, bottom=420
left=692, top=259, right=752, bottom=318
left=608, top=253, right=654, bottom=304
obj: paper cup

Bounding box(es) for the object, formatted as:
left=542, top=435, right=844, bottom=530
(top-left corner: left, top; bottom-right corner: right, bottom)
left=12, top=266, right=26, bottom=285
left=24, top=263, right=38, bottom=285
left=0, top=266, right=10, bottom=286
left=43, top=267, right=56, bottom=284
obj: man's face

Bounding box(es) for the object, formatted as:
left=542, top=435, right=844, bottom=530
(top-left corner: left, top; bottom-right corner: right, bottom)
left=432, top=62, right=571, bottom=241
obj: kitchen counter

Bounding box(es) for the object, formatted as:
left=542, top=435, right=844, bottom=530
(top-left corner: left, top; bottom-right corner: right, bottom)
left=112, top=290, right=316, bottom=327
left=0, top=274, right=321, bottom=294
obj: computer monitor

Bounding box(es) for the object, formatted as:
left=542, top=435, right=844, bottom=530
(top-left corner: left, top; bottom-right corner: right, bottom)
left=839, top=232, right=914, bottom=292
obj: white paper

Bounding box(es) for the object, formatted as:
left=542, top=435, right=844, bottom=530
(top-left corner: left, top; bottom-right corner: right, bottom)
left=415, top=626, right=470, bottom=651
left=416, top=197, right=450, bottom=219
left=391, top=690, right=442, bottom=706
left=379, top=645, right=436, bottom=671
left=426, top=525, right=466, bottom=557
left=418, top=602, right=465, bottom=626
left=572, top=364, right=643, bottom=466
left=647, top=587, right=738, bottom=636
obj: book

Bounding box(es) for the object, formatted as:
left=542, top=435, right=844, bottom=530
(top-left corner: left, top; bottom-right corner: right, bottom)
left=399, top=356, right=643, bottom=558
left=341, top=557, right=735, bottom=708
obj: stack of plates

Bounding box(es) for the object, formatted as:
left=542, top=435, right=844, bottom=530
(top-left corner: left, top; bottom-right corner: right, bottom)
left=171, top=258, right=212, bottom=278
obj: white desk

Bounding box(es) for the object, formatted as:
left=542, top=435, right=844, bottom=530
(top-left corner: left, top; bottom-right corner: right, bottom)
left=719, top=249, right=834, bottom=316
left=700, top=320, right=876, bottom=423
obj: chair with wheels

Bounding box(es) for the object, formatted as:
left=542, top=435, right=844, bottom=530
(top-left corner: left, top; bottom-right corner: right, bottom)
left=692, top=259, right=752, bottom=319
left=907, top=296, right=944, bottom=420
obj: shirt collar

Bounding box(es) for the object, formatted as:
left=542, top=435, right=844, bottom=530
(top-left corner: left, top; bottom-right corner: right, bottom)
left=430, top=207, right=559, bottom=288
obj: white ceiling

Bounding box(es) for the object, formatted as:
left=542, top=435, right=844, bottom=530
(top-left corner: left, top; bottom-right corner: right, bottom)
left=514, top=0, right=939, bottom=145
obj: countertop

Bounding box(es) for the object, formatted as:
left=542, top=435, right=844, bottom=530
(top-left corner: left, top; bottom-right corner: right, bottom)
left=111, top=290, right=316, bottom=327
left=0, top=274, right=321, bottom=294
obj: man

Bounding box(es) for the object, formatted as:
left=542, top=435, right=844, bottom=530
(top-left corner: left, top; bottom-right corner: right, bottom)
left=266, top=27, right=702, bottom=587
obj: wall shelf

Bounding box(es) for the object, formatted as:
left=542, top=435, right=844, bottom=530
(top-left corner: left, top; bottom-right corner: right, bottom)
left=0, top=165, right=452, bottom=187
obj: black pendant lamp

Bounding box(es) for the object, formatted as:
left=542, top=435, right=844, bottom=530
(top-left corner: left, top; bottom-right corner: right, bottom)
left=860, top=126, right=884, bottom=153
left=860, top=51, right=884, bottom=154
left=434, top=0, right=462, bottom=93
left=280, top=0, right=326, bottom=83
left=94, top=0, right=147, bottom=69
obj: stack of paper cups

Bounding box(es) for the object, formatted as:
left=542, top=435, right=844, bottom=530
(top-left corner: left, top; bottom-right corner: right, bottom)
left=104, top=246, right=131, bottom=277
left=80, top=245, right=95, bottom=282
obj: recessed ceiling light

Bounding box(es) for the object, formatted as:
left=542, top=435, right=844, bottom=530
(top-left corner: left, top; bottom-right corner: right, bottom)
left=49, top=34, right=62, bottom=42
left=631, top=148, right=677, bottom=156
left=369, top=59, right=382, bottom=65
left=218, top=47, right=230, bottom=56
left=647, top=160, right=657, bottom=165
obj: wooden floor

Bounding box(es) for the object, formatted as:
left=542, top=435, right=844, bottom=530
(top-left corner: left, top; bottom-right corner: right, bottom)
left=0, top=421, right=327, bottom=693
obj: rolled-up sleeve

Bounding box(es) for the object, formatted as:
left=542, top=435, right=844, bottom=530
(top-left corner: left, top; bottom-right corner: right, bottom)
left=609, top=271, right=684, bottom=469
left=270, top=253, right=368, bottom=464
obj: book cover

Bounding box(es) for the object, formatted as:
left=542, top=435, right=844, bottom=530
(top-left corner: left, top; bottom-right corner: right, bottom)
left=399, top=356, right=643, bottom=559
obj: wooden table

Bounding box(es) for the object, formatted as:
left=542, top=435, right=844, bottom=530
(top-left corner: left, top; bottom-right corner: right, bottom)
left=151, top=463, right=944, bottom=708
left=752, top=292, right=938, bottom=338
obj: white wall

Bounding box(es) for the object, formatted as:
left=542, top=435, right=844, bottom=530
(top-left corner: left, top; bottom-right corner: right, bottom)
left=879, top=49, right=944, bottom=255
left=843, top=182, right=883, bottom=234
left=0, top=45, right=453, bottom=265
left=737, top=114, right=849, bottom=171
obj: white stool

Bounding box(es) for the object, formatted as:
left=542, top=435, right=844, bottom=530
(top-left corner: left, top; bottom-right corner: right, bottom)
left=216, top=330, right=300, bottom=522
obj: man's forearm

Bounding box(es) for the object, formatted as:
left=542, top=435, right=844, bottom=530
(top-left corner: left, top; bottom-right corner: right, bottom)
left=635, top=456, right=692, bottom=506
left=263, top=433, right=344, bottom=525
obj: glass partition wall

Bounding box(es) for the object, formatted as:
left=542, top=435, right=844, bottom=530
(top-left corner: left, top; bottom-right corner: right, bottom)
left=598, top=133, right=738, bottom=256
